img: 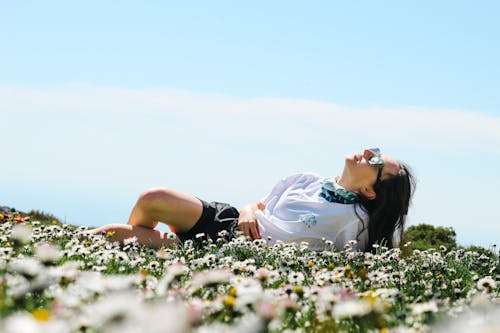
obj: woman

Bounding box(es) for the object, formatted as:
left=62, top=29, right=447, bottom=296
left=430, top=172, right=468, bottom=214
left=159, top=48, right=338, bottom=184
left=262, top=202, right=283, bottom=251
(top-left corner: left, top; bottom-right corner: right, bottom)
left=91, top=148, right=415, bottom=252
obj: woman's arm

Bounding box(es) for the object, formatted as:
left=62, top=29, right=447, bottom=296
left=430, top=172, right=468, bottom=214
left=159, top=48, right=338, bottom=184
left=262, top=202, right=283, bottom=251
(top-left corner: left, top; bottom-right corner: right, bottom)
left=238, top=202, right=266, bottom=240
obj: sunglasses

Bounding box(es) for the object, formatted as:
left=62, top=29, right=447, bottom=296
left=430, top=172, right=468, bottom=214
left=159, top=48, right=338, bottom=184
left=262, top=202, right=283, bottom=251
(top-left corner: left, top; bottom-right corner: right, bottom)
left=367, top=148, right=384, bottom=186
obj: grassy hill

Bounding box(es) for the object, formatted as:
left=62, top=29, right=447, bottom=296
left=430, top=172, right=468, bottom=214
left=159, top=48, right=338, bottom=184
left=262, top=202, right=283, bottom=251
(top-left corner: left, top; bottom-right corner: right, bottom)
left=0, top=209, right=498, bottom=332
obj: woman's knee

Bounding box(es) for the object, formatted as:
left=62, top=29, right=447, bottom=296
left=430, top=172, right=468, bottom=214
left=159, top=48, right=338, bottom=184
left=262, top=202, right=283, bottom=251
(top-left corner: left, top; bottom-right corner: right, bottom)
left=91, top=224, right=131, bottom=234
left=137, top=187, right=176, bottom=207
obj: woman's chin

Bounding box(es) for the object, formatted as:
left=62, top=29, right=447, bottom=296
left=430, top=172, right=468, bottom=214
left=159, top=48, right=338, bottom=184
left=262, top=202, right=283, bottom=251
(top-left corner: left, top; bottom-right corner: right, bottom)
left=341, top=157, right=354, bottom=175
left=345, top=155, right=356, bottom=164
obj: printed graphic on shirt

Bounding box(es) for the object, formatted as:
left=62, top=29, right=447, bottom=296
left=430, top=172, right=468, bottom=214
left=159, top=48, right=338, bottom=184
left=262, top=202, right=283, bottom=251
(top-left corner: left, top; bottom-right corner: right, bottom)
left=299, top=213, right=317, bottom=228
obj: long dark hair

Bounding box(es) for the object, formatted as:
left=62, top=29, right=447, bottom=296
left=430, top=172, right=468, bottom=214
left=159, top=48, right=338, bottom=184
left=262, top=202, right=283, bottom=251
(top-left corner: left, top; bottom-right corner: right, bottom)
left=355, top=162, right=416, bottom=252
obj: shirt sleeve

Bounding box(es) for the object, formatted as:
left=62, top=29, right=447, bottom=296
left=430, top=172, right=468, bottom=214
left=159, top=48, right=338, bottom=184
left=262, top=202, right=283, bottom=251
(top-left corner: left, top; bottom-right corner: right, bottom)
left=260, top=173, right=321, bottom=209
left=260, top=173, right=305, bottom=206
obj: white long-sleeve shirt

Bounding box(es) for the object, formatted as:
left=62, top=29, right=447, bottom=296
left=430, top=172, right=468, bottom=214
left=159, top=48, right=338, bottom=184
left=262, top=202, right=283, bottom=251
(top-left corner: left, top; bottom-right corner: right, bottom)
left=255, top=173, right=368, bottom=251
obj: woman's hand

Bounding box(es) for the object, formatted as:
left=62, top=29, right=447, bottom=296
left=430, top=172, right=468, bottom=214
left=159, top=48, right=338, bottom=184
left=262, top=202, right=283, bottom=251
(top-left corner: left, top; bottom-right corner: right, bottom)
left=238, top=202, right=265, bottom=240
left=238, top=218, right=261, bottom=240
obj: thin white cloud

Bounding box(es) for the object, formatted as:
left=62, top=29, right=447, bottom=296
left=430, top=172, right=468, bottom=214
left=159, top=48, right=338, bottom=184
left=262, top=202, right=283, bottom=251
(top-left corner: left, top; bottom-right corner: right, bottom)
left=2, top=83, right=499, bottom=189
left=2, top=84, right=498, bottom=154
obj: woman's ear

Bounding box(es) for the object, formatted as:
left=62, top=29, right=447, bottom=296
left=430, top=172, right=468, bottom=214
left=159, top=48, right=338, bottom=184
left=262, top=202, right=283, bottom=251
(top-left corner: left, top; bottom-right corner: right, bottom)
left=360, top=187, right=377, bottom=200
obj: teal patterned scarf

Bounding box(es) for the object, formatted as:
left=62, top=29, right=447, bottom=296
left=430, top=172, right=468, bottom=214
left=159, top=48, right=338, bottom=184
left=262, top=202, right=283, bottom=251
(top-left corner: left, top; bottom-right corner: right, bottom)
left=320, top=177, right=358, bottom=204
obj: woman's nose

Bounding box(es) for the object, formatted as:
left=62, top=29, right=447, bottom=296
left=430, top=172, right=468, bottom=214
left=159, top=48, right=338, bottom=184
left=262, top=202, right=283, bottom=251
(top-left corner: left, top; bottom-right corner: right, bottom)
left=363, top=149, right=375, bottom=159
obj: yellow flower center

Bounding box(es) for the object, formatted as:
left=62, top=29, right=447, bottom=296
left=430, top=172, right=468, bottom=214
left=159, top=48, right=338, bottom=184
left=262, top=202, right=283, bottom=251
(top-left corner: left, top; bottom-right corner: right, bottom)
left=32, top=309, right=51, bottom=322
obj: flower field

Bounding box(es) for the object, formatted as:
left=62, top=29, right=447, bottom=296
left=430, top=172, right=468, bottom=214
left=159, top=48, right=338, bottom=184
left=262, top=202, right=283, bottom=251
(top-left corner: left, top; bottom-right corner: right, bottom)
left=0, top=212, right=499, bottom=333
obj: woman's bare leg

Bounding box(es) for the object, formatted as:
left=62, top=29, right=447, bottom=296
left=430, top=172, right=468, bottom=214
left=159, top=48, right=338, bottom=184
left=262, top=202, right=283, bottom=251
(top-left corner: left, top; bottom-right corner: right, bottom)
left=90, top=187, right=203, bottom=248
left=91, top=224, right=178, bottom=248
left=127, top=187, right=203, bottom=234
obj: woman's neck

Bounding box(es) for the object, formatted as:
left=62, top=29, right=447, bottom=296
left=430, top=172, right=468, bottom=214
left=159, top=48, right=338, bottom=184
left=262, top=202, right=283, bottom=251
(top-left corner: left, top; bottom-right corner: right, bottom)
left=336, top=173, right=358, bottom=194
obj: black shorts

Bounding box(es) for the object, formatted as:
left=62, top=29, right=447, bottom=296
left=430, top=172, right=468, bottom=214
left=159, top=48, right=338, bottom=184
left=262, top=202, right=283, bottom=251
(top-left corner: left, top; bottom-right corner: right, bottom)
left=176, top=199, right=240, bottom=244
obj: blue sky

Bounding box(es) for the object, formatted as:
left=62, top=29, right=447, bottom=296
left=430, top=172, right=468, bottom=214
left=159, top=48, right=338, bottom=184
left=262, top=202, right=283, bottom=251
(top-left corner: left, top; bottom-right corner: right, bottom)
left=1, top=1, right=499, bottom=248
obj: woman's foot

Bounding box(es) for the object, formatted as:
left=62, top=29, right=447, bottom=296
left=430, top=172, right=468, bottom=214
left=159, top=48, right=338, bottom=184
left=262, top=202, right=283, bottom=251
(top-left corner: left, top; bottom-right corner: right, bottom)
left=90, top=224, right=178, bottom=248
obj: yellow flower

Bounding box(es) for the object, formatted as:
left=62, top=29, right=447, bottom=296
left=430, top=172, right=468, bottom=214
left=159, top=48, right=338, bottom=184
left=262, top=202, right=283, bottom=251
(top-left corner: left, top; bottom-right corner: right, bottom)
left=307, top=261, right=315, bottom=268
left=294, top=285, right=303, bottom=296
left=437, top=274, right=444, bottom=279
left=223, top=296, right=236, bottom=307
left=32, top=309, right=51, bottom=322
left=380, top=328, right=389, bottom=333
left=344, top=265, right=353, bottom=279
left=328, top=263, right=335, bottom=270
left=229, top=286, right=237, bottom=297
left=51, top=220, right=58, bottom=225
left=363, top=292, right=378, bottom=305
left=358, top=268, right=368, bottom=279
left=140, top=269, right=148, bottom=276
left=106, top=231, right=115, bottom=238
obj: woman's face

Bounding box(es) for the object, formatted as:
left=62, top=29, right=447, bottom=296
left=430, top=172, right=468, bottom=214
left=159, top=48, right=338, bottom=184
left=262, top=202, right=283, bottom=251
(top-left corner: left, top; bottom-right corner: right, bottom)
left=344, top=149, right=401, bottom=189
